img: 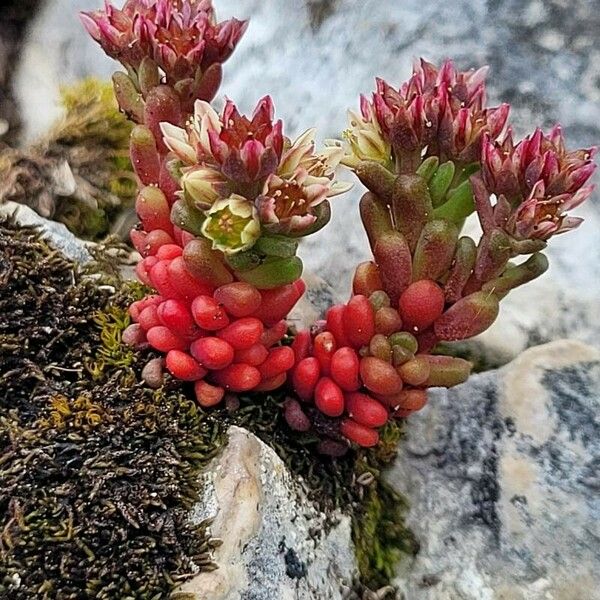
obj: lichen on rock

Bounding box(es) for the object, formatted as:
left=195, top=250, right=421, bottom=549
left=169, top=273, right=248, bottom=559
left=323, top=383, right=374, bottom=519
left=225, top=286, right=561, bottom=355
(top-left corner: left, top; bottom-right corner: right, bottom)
left=389, top=339, right=600, bottom=600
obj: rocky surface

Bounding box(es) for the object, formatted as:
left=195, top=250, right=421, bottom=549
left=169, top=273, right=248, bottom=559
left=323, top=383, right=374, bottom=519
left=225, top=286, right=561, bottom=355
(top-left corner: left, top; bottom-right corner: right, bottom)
left=13, top=0, right=600, bottom=360
left=389, top=339, right=600, bottom=600
left=176, top=426, right=356, bottom=600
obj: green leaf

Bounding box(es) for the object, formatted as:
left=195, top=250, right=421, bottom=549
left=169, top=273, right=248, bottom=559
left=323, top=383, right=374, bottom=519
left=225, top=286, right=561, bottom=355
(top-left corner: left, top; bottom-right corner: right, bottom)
left=415, top=156, right=440, bottom=182
left=235, top=257, right=303, bottom=289
left=254, top=235, right=299, bottom=258
left=433, top=179, right=475, bottom=222
left=429, top=161, right=456, bottom=207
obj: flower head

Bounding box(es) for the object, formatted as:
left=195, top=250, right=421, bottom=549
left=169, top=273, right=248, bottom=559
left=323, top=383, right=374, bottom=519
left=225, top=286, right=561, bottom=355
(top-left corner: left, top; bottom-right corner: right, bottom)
left=341, top=98, right=391, bottom=168
left=350, top=58, right=509, bottom=170
left=478, top=126, right=596, bottom=241
left=255, top=129, right=350, bottom=234
left=201, top=194, right=260, bottom=253
left=162, top=96, right=284, bottom=184
left=482, top=127, right=596, bottom=204
left=257, top=169, right=330, bottom=234
left=163, top=98, right=350, bottom=238
left=507, top=181, right=586, bottom=240
left=81, top=0, right=247, bottom=83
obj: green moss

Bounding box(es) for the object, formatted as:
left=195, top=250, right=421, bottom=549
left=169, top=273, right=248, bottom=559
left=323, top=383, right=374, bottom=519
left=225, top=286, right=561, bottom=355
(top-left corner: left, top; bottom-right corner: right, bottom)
left=86, top=281, right=147, bottom=382
left=87, top=313, right=419, bottom=592
left=353, top=476, right=418, bottom=589
left=1, top=384, right=222, bottom=599
left=58, top=79, right=131, bottom=148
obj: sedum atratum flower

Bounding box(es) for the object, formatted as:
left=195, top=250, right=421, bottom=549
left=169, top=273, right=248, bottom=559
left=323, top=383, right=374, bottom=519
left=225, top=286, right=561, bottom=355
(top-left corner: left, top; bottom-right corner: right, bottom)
left=257, top=170, right=330, bottom=234
left=351, top=58, right=509, bottom=171
left=341, top=97, right=391, bottom=168
left=278, top=129, right=349, bottom=194
left=80, top=0, right=247, bottom=84
left=162, top=96, right=284, bottom=183
left=476, top=126, right=597, bottom=241
left=180, top=164, right=227, bottom=209
left=256, top=129, right=351, bottom=234
left=201, top=194, right=260, bottom=253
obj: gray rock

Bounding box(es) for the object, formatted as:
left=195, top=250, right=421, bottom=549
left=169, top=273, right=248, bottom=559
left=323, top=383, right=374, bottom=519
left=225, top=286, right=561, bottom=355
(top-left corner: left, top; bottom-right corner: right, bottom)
left=289, top=271, right=340, bottom=330
left=14, top=0, right=600, bottom=358
left=388, top=339, right=600, bottom=600
left=0, top=200, right=91, bottom=262
left=176, top=426, right=356, bottom=600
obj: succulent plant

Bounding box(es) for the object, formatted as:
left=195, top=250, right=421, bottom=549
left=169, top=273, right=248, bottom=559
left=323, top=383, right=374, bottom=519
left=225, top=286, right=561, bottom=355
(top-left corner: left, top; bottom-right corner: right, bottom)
left=83, top=2, right=596, bottom=449
left=287, top=59, right=596, bottom=449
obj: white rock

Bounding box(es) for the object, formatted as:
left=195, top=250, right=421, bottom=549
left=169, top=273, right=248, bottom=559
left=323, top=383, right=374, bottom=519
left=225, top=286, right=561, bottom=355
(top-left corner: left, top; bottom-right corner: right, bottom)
left=176, top=426, right=356, bottom=600
left=0, top=200, right=91, bottom=262
left=389, top=339, right=600, bottom=600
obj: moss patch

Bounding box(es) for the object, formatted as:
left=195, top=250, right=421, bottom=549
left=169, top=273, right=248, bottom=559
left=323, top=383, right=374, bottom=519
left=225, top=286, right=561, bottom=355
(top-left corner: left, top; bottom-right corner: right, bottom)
left=0, top=79, right=135, bottom=240
left=0, top=221, right=220, bottom=599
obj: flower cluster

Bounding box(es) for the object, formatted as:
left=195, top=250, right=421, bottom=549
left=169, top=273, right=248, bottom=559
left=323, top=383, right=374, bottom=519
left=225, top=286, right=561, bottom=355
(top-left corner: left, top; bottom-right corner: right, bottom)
left=81, top=0, right=247, bottom=84
left=125, top=119, right=311, bottom=403
left=81, top=0, right=247, bottom=116
left=478, top=127, right=596, bottom=241
left=162, top=97, right=350, bottom=255
left=342, top=59, right=510, bottom=171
